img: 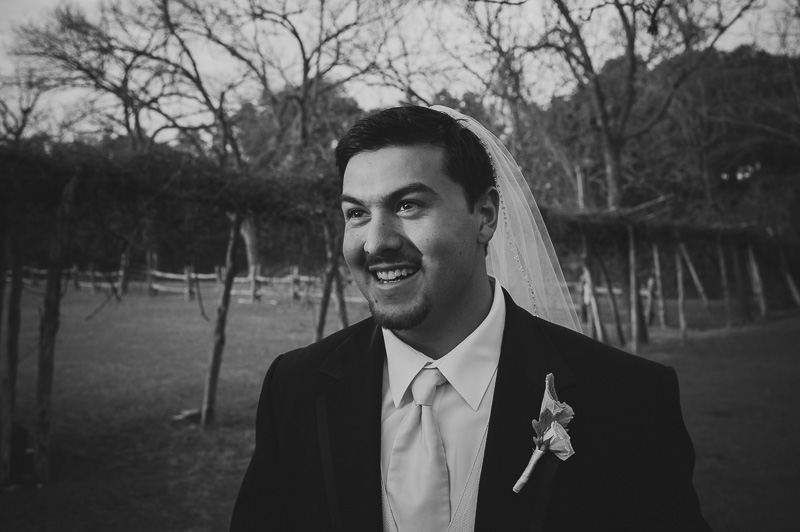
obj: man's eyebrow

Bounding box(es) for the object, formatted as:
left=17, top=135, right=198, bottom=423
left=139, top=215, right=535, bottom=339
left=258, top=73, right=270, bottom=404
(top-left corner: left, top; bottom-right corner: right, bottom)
left=339, top=192, right=361, bottom=205
left=340, top=183, right=439, bottom=205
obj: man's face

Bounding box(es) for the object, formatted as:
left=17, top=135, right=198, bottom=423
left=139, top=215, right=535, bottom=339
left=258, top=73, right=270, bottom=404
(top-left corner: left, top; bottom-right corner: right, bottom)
left=340, top=145, right=493, bottom=332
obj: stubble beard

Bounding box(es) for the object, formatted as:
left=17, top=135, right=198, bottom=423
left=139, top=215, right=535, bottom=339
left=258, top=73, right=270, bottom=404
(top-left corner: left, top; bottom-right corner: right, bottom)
left=369, top=293, right=432, bottom=331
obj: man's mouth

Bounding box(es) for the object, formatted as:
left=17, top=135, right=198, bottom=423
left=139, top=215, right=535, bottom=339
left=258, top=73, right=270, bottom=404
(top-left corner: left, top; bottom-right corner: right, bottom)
left=372, top=267, right=419, bottom=284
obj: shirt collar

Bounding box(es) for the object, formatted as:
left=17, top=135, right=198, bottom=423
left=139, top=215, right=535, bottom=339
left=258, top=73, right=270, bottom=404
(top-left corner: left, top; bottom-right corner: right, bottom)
left=382, top=277, right=506, bottom=411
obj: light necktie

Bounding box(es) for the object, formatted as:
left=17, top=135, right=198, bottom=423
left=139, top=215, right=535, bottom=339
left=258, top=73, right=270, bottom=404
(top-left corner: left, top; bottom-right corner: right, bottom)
left=386, top=367, right=450, bottom=532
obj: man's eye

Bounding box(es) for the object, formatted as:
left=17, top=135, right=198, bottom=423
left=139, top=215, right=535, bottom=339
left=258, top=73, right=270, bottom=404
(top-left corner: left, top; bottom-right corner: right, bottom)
left=344, top=208, right=366, bottom=220
left=397, top=201, right=416, bottom=212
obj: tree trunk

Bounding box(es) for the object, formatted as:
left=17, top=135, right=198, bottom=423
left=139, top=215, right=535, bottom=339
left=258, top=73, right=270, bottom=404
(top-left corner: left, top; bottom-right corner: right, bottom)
left=2, top=211, right=24, bottom=487
left=628, top=226, right=640, bottom=353
left=675, top=245, right=687, bottom=343
left=652, top=243, right=666, bottom=329
left=333, top=266, right=349, bottom=330
left=733, top=245, right=751, bottom=322
left=601, top=135, right=623, bottom=210
left=580, top=234, right=606, bottom=343
left=34, top=176, right=77, bottom=483
left=316, top=266, right=336, bottom=342
left=6, top=228, right=23, bottom=410
left=716, top=239, right=732, bottom=327
left=316, top=222, right=339, bottom=342
left=146, top=251, right=156, bottom=296
left=118, top=246, right=131, bottom=295
left=746, top=245, right=767, bottom=318
left=35, top=263, right=63, bottom=484
left=201, top=214, right=242, bottom=427
left=628, top=226, right=639, bottom=353
left=777, top=245, right=800, bottom=308
left=701, top=151, right=714, bottom=208
left=239, top=216, right=260, bottom=274
left=643, top=275, right=656, bottom=325
left=635, top=284, right=649, bottom=345
left=679, top=242, right=711, bottom=317
left=582, top=263, right=606, bottom=343
left=0, top=219, right=9, bottom=486
left=594, top=250, right=626, bottom=346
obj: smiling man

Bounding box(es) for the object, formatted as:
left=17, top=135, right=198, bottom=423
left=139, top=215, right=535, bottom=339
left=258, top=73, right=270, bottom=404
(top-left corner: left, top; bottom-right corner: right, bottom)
left=340, top=143, right=498, bottom=357
left=230, top=106, right=711, bottom=532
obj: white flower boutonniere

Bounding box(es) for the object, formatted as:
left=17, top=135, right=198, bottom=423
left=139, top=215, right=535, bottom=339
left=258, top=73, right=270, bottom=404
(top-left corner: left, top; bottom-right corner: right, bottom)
left=512, top=373, right=575, bottom=493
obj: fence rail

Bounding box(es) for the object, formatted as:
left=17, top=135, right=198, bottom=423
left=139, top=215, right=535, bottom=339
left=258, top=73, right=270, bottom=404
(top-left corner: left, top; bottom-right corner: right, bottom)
left=14, top=266, right=639, bottom=300
left=11, top=264, right=340, bottom=304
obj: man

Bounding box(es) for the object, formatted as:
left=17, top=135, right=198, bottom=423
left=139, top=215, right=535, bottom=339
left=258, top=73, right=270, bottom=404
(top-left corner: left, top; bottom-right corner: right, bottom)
left=230, top=106, right=711, bottom=531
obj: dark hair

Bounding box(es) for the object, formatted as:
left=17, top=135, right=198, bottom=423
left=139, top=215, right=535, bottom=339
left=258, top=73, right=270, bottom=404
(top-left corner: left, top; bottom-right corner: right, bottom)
left=334, top=105, right=496, bottom=207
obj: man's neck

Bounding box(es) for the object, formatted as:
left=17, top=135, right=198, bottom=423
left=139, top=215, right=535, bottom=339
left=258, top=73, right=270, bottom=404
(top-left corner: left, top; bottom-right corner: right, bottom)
left=391, top=278, right=495, bottom=360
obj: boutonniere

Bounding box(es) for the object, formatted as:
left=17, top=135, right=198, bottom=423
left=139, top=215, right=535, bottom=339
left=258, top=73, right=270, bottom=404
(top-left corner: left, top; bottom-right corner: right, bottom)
left=512, top=373, right=575, bottom=493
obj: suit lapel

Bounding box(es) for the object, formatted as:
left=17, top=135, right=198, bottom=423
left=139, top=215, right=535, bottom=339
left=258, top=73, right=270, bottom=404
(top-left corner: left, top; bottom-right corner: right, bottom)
left=475, top=292, right=577, bottom=532
left=316, top=321, right=385, bottom=531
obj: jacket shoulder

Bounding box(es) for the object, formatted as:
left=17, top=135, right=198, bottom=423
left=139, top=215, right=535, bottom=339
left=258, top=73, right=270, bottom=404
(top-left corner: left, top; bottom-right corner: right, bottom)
left=532, top=316, right=671, bottom=386
left=269, top=316, right=377, bottom=379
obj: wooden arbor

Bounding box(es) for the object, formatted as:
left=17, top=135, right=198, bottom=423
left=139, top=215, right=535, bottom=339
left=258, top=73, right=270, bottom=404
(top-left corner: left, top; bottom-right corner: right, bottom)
left=543, top=205, right=800, bottom=352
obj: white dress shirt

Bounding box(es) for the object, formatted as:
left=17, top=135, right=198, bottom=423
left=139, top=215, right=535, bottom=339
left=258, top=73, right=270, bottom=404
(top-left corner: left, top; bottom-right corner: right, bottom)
left=380, top=279, right=506, bottom=520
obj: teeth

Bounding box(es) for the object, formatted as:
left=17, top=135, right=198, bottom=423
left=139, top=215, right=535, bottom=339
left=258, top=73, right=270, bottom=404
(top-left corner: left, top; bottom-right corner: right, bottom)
left=375, top=268, right=417, bottom=282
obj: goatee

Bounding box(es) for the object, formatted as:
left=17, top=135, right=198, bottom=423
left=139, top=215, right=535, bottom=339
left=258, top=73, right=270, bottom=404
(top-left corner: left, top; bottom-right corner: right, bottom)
left=369, top=294, right=431, bottom=331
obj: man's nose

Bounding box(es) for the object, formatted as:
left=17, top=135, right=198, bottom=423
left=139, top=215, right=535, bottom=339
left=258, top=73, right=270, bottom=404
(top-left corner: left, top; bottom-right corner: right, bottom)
left=364, top=213, right=402, bottom=256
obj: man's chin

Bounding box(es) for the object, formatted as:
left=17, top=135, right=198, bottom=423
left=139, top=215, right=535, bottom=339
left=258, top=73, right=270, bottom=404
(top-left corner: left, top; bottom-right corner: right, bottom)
left=369, top=297, right=430, bottom=331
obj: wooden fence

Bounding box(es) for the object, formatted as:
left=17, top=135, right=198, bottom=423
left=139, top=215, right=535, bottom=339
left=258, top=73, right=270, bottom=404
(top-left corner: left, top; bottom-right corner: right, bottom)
left=14, top=264, right=357, bottom=304
left=13, top=238, right=799, bottom=348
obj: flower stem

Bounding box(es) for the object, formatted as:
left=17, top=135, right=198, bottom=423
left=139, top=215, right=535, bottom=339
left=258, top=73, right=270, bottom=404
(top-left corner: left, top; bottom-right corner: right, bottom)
left=512, top=449, right=545, bottom=493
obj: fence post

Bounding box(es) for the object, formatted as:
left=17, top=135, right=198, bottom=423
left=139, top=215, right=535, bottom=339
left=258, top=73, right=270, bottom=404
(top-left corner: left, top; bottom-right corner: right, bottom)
left=71, top=264, right=80, bottom=291
left=746, top=245, right=767, bottom=318
left=333, top=265, right=349, bottom=329
left=651, top=243, right=666, bottom=329
left=628, top=226, right=640, bottom=353
left=118, top=251, right=130, bottom=295
left=250, top=264, right=260, bottom=303
left=777, top=245, right=800, bottom=308
left=184, top=266, right=194, bottom=302
left=733, top=245, right=751, bottom=322
left=291, top=265, right=300, bottom=300
left=214, top=266, right=223, bottom=294
left=594, top=249, right=625, bottom=346
left=643, top=274, right=656, bottom=325
left=146, top=252, right=155, bottom=296
left=582, top=263, right=606, bottom=343
left=88, top=264, right=97, bottom=295
left=716, top=238, right=732, bottom=327
left=679, top=242, right=712, bottom=319
left=675, top=244, right=687, bottom=343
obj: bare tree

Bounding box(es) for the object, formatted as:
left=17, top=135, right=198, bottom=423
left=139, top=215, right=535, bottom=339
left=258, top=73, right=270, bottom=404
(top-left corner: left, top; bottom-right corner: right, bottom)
left=12, top=3, right=173, bottom=148
left=458, top=0, right=760, bottom=209
left=137, top=0, right=397, bottom=425
left=0, top=69, right=50, bottom=487
left=13, top=0, right=402, bottom=427
left=0, top=70, right=49, bottom=146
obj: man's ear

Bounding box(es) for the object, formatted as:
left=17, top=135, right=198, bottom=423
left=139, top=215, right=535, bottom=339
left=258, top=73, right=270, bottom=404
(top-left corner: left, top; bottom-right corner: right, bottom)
left=476, top=187, right=500, bottom=246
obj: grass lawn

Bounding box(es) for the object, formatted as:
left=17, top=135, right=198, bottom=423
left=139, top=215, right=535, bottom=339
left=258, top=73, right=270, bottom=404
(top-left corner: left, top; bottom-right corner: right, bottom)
left=1, top=287, right=798, bottom=531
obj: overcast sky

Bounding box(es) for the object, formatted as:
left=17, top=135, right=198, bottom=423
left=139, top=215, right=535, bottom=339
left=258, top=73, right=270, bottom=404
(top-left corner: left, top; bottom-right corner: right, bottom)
left=1, top=0, right=787, bottom=65
left=0, top=0, right=790, bottom=114
left=1, top=0, right=94, bottom=67
left=1, top=0, right=97, bottom=34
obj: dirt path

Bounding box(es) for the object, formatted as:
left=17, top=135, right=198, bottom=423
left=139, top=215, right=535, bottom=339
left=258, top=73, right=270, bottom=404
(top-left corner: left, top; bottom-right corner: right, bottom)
left=637, top=314, right=800, bottom=532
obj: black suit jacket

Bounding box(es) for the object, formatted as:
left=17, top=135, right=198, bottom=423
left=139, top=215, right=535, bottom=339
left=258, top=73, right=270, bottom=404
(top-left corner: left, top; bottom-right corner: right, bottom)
left=231, top=291, right=711, bottom=531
